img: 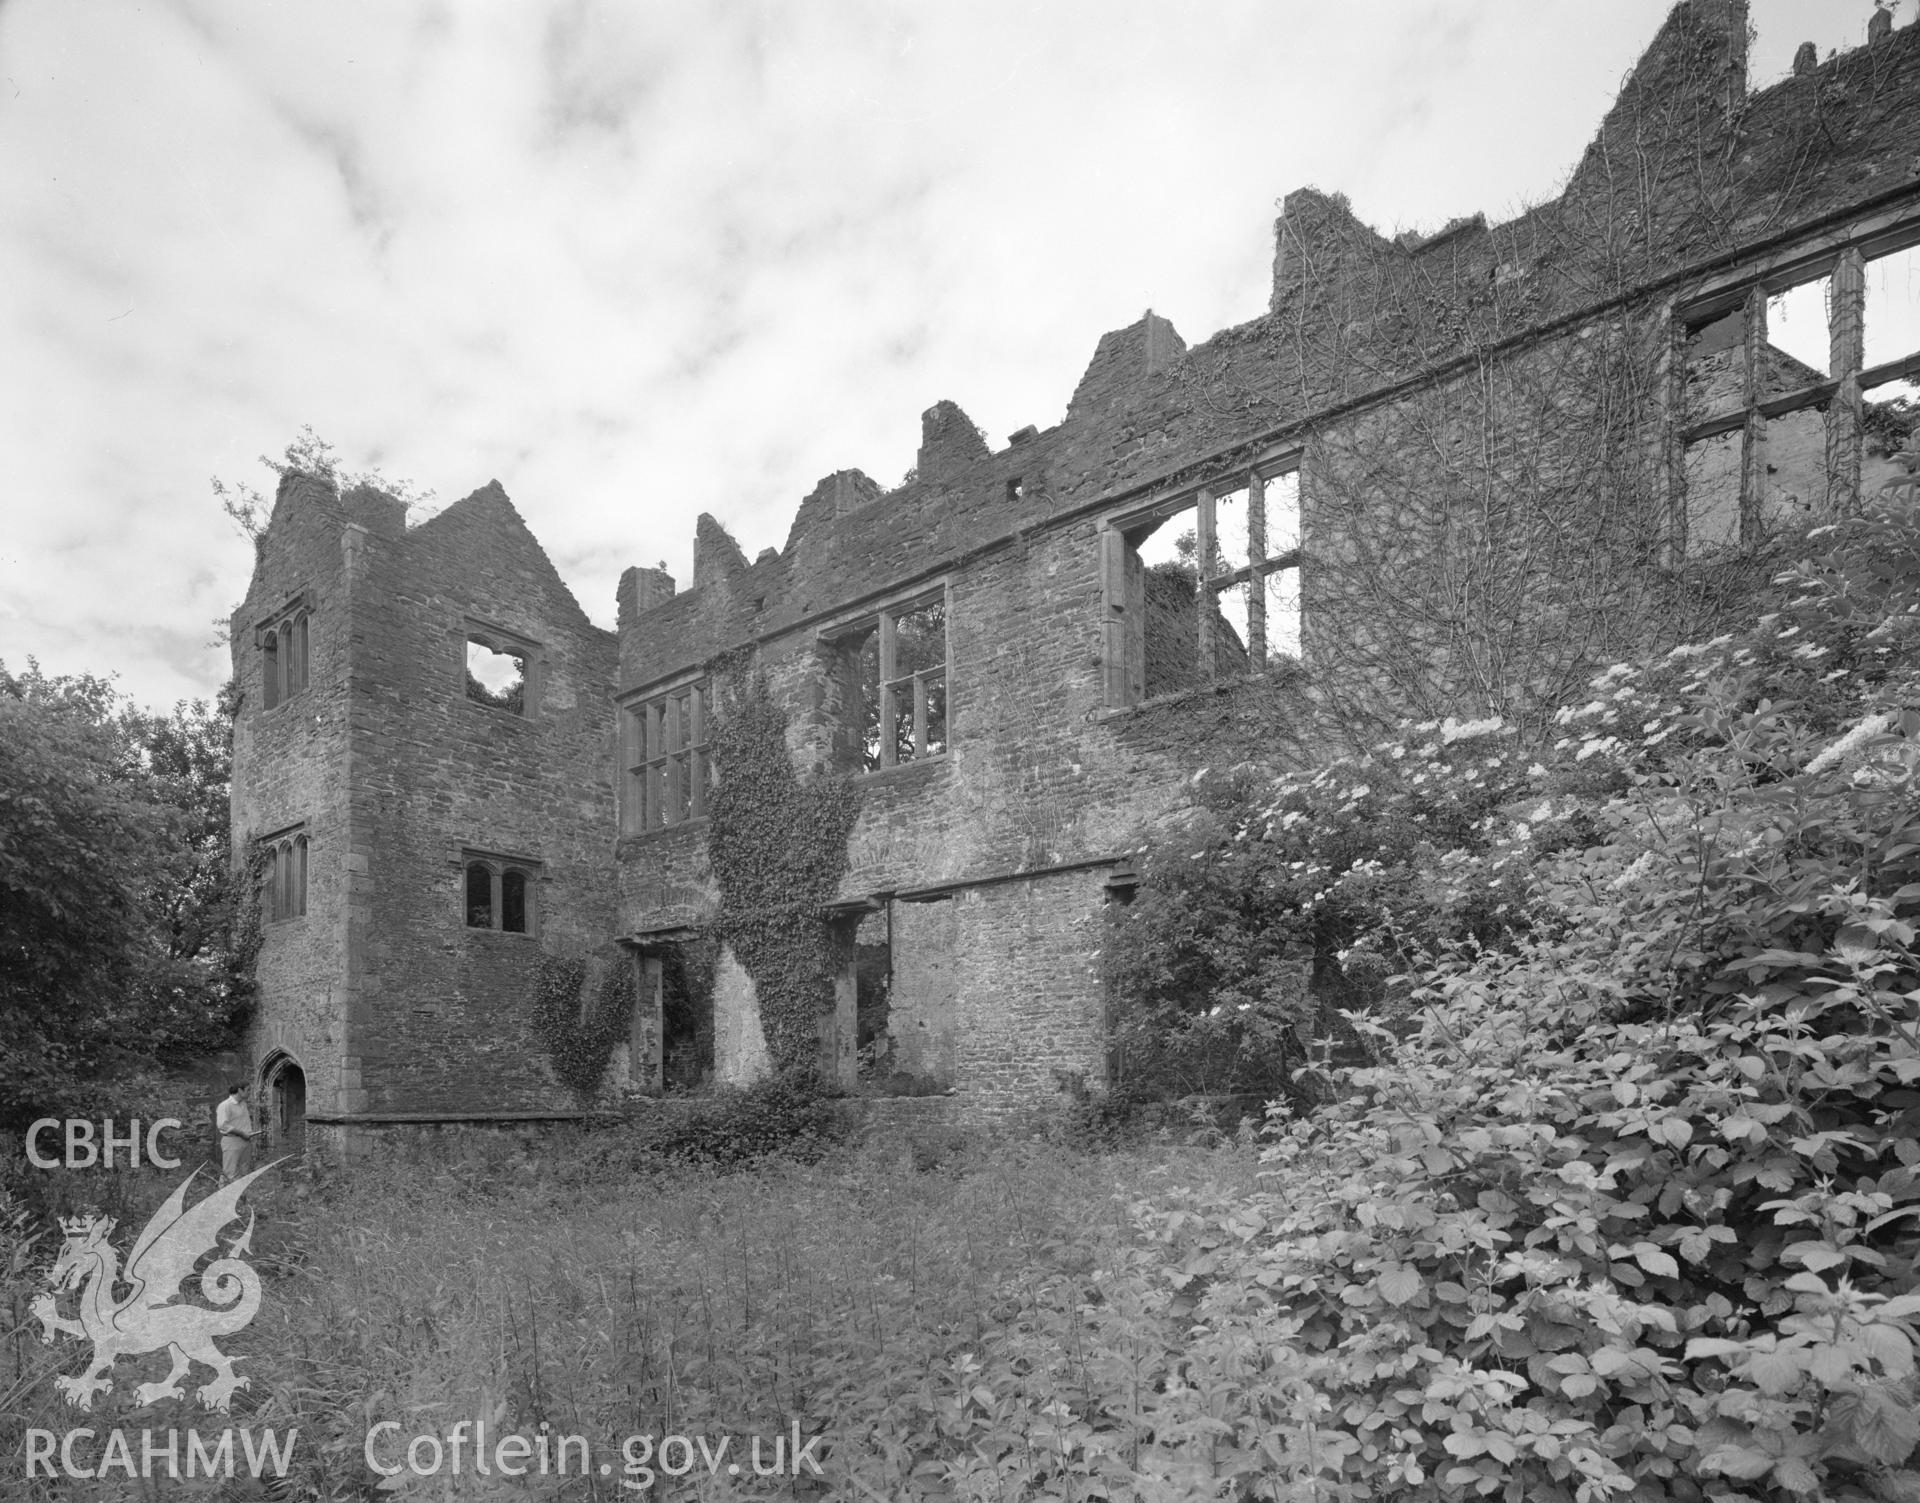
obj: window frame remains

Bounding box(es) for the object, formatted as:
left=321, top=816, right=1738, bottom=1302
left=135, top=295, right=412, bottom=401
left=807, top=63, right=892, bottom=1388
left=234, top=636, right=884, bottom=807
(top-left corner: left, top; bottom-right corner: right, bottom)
left=1097, top=450, right=1304, bottom=709
left=824, top=585, right=952, bottom=774
left=463, top=849, right=540, bottom=936
left=619, top=677, right=712, bottom=835
left=257, top=593, right=313, bottom=713
left=261, top=825, right=308, bottom=924
left=1672, top=216, right=1920, bottom=551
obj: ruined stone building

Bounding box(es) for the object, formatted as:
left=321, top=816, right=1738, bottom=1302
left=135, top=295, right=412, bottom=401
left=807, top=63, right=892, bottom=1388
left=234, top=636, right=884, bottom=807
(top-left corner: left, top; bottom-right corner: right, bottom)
left=231, top=2, right=1920, bottom=1149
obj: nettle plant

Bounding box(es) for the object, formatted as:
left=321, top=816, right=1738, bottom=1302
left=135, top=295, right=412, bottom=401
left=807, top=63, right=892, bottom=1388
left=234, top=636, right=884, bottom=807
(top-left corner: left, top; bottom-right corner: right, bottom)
left=1095, top=500, right=1920, bottom=1500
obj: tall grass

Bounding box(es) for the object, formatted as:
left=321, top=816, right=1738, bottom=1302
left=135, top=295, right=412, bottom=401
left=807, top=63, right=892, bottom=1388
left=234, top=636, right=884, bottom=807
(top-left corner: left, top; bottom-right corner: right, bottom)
left=6, top=1133, right=1262, bottom=1499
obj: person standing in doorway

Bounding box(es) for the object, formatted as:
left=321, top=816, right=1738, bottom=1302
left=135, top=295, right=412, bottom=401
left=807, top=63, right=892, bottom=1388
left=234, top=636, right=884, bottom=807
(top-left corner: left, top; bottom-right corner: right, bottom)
left=217, top=1082, right=260, bottom=1183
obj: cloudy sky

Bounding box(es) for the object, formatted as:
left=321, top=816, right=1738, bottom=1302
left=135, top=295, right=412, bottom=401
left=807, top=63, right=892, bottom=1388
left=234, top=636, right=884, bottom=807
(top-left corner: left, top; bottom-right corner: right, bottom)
left=0, top=0, right=1894, bottom=712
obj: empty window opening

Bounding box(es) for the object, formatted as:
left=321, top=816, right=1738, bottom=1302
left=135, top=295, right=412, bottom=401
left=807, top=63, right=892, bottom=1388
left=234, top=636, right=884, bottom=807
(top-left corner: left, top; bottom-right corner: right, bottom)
left=1866, top=245, right=1920, bottom=377
left=1764, top=407, right=1832, bottom=521
left=1263, top=558, right=1304, bottom=660
left=1678, top=271, right=1846, bottom=549
left=622, top=681, right=711, bottom=833
left=1211, top=485, right=1253, bottom=576
left=888, top=602, right=948, bottom=765
left=1257, top=470, right=1303, bottom=657
left=1130, top=499, right=1203, bottom=701
left=263, top=830, right=307, bottom=923
left=1104, top=462, right=1302, bottom=707
left=832, top=595, right=949, bottom=773
left=1764, top=276, right=1832, bottom=380
left=1683, top=431, right=1744, bottom=551
left=466, top=638, right=527, bottom=715
left=464, top=854, right=538, bottom=935
left=1682, top=308, right=1747, bottom=426
left=1864, top=245, right=1920, bottom=424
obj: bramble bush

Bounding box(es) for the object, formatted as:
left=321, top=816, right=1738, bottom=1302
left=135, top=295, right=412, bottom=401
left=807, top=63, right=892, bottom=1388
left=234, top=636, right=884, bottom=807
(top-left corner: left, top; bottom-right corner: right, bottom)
left=1081, top=497, right=1920, bottom=1499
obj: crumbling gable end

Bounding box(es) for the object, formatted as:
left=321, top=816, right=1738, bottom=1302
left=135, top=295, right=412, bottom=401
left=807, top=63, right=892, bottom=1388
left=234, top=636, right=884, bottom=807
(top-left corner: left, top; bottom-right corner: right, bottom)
left=1066, top=311, right=1187, bottom=423
left=692, top=513, right=750, bottom=594
left=916, top=399, right=991, bottom=483
left=783, top=469, right=884, bottom=555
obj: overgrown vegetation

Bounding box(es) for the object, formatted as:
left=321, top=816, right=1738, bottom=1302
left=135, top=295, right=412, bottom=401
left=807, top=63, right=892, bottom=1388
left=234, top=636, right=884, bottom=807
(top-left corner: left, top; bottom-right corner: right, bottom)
left=706, top=663, right=861, bottom=1073
left=9, top=495, right=1918, bottom=1499
left=212, top=425, right=438, bottom=546
left=597, top=1072, right=852, bottom=1168
left=8, top=477, right=1918, bottom=1503
left=0, top=662, right=253, bottom=1139
left=530, top=952, right=635, bottom=1097
left=3, top=1138, right=1263, bottom=1502
left=1089, top=495, right=1920, bottom=1498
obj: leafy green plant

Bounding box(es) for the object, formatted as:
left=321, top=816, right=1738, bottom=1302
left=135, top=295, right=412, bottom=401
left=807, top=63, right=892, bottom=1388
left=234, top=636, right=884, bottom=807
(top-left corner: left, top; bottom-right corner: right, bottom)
left=635, top=1071, right=851, bottom=1168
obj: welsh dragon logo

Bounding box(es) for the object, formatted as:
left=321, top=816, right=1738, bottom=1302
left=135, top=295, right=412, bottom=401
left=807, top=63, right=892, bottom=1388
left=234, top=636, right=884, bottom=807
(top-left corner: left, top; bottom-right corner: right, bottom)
left=32, top=1161, right=278, bottom=1412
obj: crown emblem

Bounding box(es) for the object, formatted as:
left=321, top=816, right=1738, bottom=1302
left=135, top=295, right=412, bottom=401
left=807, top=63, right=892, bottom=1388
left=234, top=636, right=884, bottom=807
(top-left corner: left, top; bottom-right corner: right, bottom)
left=58, top=1214, right=109, bottom=1239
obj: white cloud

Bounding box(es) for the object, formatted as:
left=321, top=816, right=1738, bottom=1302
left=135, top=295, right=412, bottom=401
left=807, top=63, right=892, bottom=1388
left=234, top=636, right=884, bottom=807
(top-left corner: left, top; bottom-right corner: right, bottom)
left=0, top=0, right=1887, bottom=709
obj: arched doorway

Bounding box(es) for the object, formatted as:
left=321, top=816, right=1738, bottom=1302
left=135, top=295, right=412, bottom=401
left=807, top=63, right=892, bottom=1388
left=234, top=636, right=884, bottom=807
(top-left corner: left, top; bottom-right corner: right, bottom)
left=261, top=1053, right=306, bottom=1159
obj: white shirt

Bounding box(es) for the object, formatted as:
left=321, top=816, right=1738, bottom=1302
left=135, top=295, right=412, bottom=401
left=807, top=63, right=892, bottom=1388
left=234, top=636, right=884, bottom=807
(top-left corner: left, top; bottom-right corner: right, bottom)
left=217, top=1096, right=254, bottom=1137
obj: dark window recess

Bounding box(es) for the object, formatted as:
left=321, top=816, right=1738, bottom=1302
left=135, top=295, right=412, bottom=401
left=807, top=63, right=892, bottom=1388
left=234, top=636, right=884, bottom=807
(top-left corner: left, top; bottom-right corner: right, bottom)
left=263, top=831, right=308, bottom=922
left=465, top=856, right=538, bottom=934
left=260, top=605, right=310, bottom=711
left=621, top=681, right=711, bottom=834
left=466, top=863, right=493, bottom=928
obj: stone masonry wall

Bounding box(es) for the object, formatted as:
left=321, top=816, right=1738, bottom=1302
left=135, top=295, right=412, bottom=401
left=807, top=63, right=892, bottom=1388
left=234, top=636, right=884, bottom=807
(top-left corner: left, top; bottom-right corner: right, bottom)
left=231, top=476, right=363, bottom=1116
left=340, top=483, right=619, bottom=1115
left=607, top=4, right=1920, bottom=1119
left=241, top=2, right=1920, bottom=1130
left=948, top=869, right=1111, bottom=1124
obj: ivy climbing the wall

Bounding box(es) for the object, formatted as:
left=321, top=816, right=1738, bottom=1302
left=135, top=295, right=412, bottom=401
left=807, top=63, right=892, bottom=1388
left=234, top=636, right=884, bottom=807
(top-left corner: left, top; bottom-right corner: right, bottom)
left=705, top=664, right=860, bottom=1074
left=532, top=952, right=634, bottom=1097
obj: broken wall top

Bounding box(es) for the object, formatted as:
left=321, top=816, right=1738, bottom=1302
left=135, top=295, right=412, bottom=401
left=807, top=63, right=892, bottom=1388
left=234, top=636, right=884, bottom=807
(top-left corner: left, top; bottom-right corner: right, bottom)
left=620, top=1, right=1920, bottom=690
left=238, top=470, right=607, bottom=654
